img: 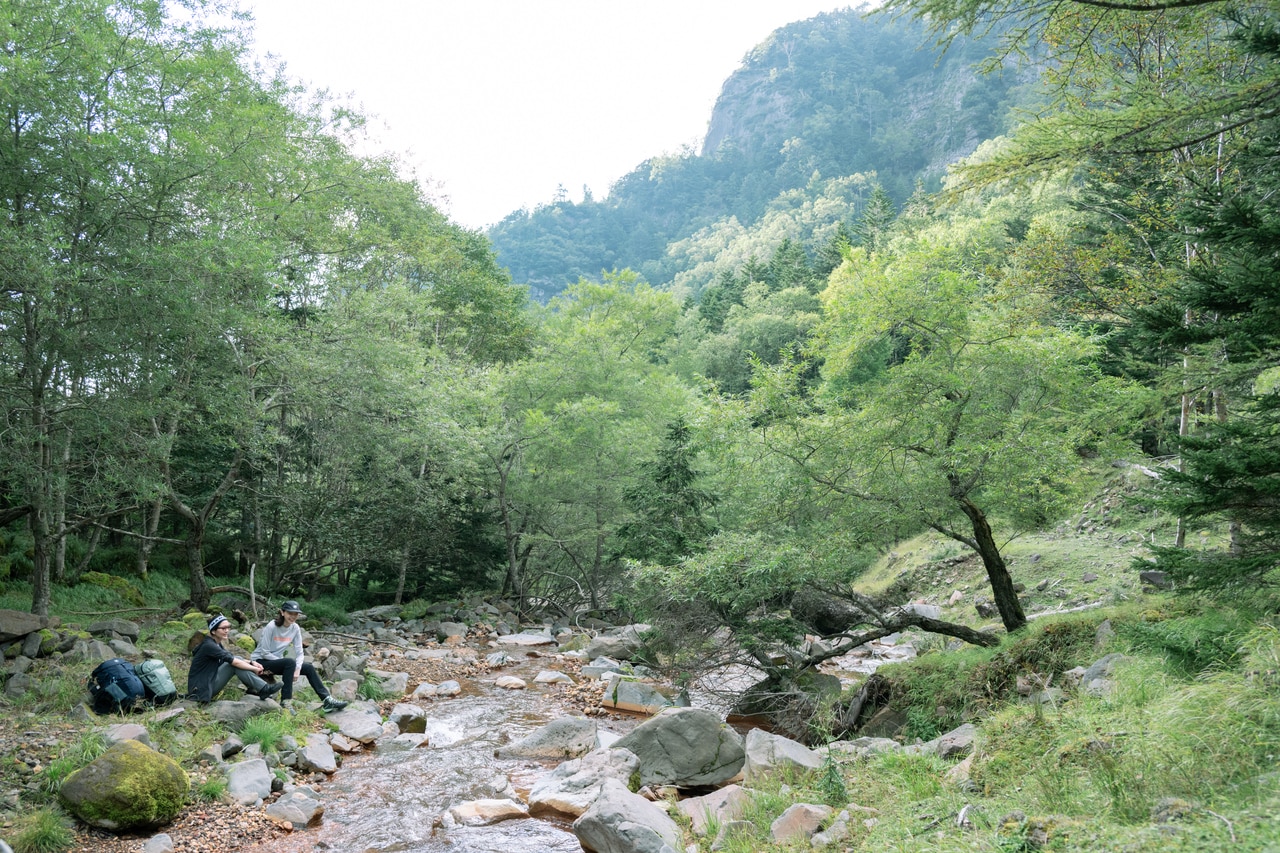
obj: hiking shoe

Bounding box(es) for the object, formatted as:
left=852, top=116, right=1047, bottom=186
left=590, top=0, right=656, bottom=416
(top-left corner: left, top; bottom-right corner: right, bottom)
left=257, top=682, right=284, bottom=700
left=320, top=696, right=348, bottom=713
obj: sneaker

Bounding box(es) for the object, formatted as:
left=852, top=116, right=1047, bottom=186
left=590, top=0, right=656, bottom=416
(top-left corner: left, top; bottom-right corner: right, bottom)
left=257, top=682, right=284, bottom=700
left=320, top=696, right=348, bottom=713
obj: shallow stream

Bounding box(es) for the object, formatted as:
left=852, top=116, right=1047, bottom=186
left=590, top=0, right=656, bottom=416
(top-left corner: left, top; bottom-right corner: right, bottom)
left=277, top=653, right=631, bottom=853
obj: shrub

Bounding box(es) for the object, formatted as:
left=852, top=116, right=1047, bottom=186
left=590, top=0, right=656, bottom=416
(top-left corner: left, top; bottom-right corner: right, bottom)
left=239, top=715, right=290, bottom=752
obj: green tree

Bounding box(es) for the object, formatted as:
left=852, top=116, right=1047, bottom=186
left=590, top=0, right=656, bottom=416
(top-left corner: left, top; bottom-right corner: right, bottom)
left=616, top=417, right=718, bottom=565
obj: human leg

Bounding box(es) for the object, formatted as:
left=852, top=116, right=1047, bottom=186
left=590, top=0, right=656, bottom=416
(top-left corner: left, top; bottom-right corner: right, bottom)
left=234, top=666, right=282, bottom=699
left=298, top=662, right=328, bottom=699
left=259, top=658, right=297, bottom=701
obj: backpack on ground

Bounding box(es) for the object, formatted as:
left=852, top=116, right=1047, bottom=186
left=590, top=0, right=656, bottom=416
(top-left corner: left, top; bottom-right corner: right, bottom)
left=134, top=658, right=178, bottom=706
left=87, top=657, right=147, bottom=714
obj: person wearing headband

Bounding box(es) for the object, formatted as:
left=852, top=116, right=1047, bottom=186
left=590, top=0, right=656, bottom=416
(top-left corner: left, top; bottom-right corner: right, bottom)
left=186, top=613, right=284, bottom=703
left=251, top=600, right=348, bottom=713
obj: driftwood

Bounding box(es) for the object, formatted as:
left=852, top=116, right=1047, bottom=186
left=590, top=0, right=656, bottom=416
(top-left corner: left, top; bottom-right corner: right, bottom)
left=790, top=585, right=1001, bottom=670
left=310, top=629, right=410, bottom=649
left=65, top=606, right=169, bottom=616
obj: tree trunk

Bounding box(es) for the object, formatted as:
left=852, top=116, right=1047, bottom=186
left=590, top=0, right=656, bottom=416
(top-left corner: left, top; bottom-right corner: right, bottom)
left=957, top=496, right=1027, bottom=632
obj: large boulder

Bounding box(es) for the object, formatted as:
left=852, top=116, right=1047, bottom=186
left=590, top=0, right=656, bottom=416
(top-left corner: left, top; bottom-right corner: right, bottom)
left=59, top=740, right=188, bottom=830
left=495, top=715, right=597, bottom=760
left=0, top=610, right=49, bottom=645
left=572, top=778, right=681, bottom=853
left=528, top=747, right=640, bottom=817
left=743, top=728, right=823, bottom=781
left=613, top=707, right=745, bottom=787
left=585, top=624, right=651, bottom=661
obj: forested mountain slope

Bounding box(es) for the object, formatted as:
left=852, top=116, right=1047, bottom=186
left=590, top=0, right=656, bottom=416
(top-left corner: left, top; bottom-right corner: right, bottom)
left=488, top=7, right=1034, bottom=301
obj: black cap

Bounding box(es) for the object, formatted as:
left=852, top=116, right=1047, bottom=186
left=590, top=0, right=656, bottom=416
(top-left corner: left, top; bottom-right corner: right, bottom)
left=280, top=600, right=305, bottom=616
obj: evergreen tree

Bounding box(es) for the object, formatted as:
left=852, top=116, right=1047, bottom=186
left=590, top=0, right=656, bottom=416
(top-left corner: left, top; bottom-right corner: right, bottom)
left=616, top=417, right=717, bottom=565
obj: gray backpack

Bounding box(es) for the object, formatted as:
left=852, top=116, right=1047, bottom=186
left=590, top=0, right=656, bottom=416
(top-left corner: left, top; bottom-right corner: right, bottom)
left=134, top=658, right=178, bottom=706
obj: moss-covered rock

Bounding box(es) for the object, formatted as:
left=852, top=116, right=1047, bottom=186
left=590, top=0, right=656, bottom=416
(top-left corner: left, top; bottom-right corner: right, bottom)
left=234, top=634, right=256, bottom=654
left=59, top=739, right=189, bottom=830
left=37, top=627, right=58, bottom=656
left=79, top=572, right=145, bottom=606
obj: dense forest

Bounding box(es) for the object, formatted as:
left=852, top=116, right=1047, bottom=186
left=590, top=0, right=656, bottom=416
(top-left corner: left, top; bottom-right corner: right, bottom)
left=2, top=0, right=1278, bottom=658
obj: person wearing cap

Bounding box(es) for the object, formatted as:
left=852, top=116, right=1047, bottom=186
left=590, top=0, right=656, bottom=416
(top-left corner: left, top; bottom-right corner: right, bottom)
left=251, top=600, right=348, bottom=713
left=186, top=614, right=284, bottom=703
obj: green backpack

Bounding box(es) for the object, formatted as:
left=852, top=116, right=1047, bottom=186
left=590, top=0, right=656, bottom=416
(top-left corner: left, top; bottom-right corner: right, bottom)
left=134, top=658, right=178, bottom=706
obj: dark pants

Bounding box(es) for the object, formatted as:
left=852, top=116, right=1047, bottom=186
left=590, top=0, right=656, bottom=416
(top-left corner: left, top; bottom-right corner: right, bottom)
left=258, top=657, right=329, bottom=702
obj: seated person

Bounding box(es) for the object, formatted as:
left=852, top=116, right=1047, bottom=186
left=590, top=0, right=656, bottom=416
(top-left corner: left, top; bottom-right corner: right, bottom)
left=252, top=600, right=347, bottom=713
left=187, top=614, right=284, bottom=703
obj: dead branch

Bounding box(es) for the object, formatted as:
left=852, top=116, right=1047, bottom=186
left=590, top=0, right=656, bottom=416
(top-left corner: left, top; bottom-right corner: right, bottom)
left=309, top=629, right=410, bottom=649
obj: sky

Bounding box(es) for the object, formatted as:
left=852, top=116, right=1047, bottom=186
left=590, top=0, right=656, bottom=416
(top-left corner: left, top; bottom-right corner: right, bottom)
left=240, top=2, right=855, bottom=230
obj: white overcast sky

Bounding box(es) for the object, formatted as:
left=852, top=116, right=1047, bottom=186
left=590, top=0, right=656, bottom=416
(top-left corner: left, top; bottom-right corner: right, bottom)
left=239, top=2, right=856, bottom=230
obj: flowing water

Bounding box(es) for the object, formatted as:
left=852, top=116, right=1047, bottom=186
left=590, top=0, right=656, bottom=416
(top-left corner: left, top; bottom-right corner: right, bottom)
left=263, top=637, right=913, bottom=853
left=280, top=653, right=634, bottom=853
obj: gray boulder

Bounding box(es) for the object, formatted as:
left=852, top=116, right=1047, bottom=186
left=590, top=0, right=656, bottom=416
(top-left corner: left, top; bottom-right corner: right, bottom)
left=743, top=728, right=822, bottom=781
left=59, top=740, right=188, bottom=830
left=204, top=698, right=279, bottom=731
left=770, top=802, right=833, bottom=844
left=0, top=609, right=48, bottom=645
left=226, top=758, right=273, bottom=805
left=295, top=733, right=338, bottom=774
left=326, top=703, right=385, bottom=743
left=678, top=783, right=752, bottom=836
left=88, top=619, right=141, bottom=641
left=388, top=703, right=427, bottom=733
left=496, top=715, right=597, bottom=761
left=585, top=624, right=651, bottom=661
left=265, top=790, right=324, bottom=828
left=572, top=778, right=681, bottom=853
left=613, top=707, right=745, bottom=787
left=600, top=679, right=673, bottom=715
left=528, top=747, right=640, bottom=817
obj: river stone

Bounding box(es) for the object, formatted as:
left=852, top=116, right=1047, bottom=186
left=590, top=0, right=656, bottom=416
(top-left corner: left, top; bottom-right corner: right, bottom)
left=601, top=679, right=673, bottom=715
left=445, top=798, right=530, bottom=827
left=573, top=778, right=681, bottom=853
left=88, top=618, right=141, bottom=641
left=326, top=705, right=385, bottom=743
left=528, top=746, right=640, bottom=817
left=437, top=680, right=462, bottom=696
left=496, top=715, right=598, bottom=760
left=770, top=803, right=833, bottom=844
left=389, top=703, right=427, bottom=733
left=204, top=698, right=279, bottom=731
left=495, top=675, right=527, bottom=690
left=368, top=669, right=409, bottom=696
left=437, top=622, right=468, bottom=641
left=385, top=732, right=430, bottom=750
left=494, top=631, right=557, bottom=646
left=581, top=656, right=626, bottom=679
left=743, top=728, right=823, bottom=781
left=613, top=707, right=745, bottom=787
left=108, top=637, right=141, bottom=658
left=934, top=723, right=978, bottom=759
left=59, top=740, right=188, bottom=830
left=411, top=682, right=439, bottom=700
left=0, top=610, right=49, bottom=645
left=678, top=784, right=752, bottom=836
left=585, top=624, right=651, bottom=661
left=64, top=638, right=117, bottom=663
left=265, top=790, right=324, bottom=828
left=330, top=678, right=359, bottom=701
left=296, top=733, right=337, bottom=774
left=534, top=670, right=574, bottom=684
left=227, top=758, right=274, bottom=805
left=142, top=833, right=175, bottom=853
left=99, top=723, right=151, bottom=747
